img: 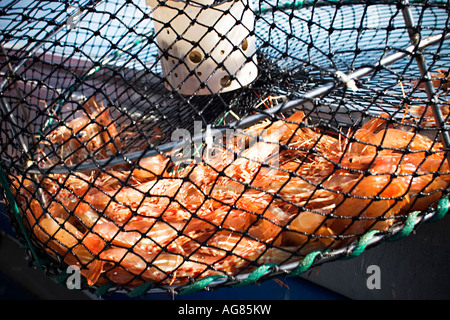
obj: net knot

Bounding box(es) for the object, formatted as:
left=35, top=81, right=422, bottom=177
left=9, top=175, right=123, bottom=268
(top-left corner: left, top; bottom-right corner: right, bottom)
left=335, top=70, right=358, bottom=92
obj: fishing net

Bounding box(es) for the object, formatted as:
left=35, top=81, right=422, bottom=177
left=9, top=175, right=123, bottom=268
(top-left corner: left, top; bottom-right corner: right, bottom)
left=0, top=0, right=449, bottom=295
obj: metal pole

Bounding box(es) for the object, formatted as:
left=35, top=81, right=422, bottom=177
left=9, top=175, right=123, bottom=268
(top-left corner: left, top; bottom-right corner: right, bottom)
left=401, top=0, right=450, bottom=162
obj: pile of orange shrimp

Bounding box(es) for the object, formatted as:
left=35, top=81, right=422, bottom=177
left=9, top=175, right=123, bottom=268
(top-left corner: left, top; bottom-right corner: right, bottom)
left=10, top=93, right=450, bottom=288
left=404, top=69, right=450, bottom=127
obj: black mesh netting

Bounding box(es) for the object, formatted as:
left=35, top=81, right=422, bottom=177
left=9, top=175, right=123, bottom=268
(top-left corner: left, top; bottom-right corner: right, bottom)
left=0, top=0, right=449, bottom=294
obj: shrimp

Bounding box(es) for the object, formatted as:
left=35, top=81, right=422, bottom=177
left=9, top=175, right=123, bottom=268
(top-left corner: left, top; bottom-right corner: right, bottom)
left=83, top=96, right=121, bottom=155
left=99, top=247, right=158, bottom=286
left=395, top=153, right=450, bottom=213
left=189, top=203, right=252, bottom=233
left=9, top=175, right=36, bottom=209
left=284, top=210, right=328, bottom=245
left=372, top=128, right=441, bottom=154
left=332, top=144, right=450, bottom=235
left=247, top=208, right=283, bottom=245
left=414, top=69, right=450, bottom=92
left=82, top=179, right=184, bottom=224
left=224, top=111, right=309, bottom=184
left=92, top=219, right=174, bottom=255
left=44, top=114, right=96, bottom=163
left=76, top=199, right=182, bottom=254
left=13, top=97, right=450, bottom=288
left=201, top=231, right=267, bottom=275
left=405, top=103, right=450, bottom=127
left=329, top=165, right=410, bottom=239
left=42, top=97, right=120, bottom=165
left=26, top=200, right=105, bottom=285
left=132, top=154, right=170, bottom=182
left=346, top=113, right=391, bottom=156
left=256, top=246, right=302, bottom=265
left=99, top=247, right=214, bottom=287
left=279, top=171, right=356, bottom=249
left=347, top=112, right=442, bottom=156
left=331, top=183, right=402, bottom=239
left=403, top=72, right=450, bottom=127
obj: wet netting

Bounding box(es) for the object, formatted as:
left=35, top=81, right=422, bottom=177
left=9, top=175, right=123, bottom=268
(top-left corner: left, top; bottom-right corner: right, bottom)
left=0, top=0, right=449, bottom=295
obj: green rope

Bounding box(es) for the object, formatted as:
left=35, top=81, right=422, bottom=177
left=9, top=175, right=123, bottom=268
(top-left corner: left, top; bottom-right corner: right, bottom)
left=288, top=250, right=322, bottom=277
left=50, top=270, right=73, bottom=287
left=178, top=274, right=227, bottom=295
left=94, top=282, right=114, bottom=296
left=430, top=197, right=449, bottom=222
left=347, top=230, right=380, bottom=258
left=232, top=263, right=277, bottom=287
left=127, top=281, right=155, bottom=298
left=387, top=211, right=420, bottom=242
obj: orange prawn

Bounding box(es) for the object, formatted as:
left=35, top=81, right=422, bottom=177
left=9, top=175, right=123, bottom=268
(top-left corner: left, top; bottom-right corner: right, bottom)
left=13, top=100, right=450, bottom=288
left=25, top=200, right=105, bottom=285
left=41, top=97, right=120, bottom=165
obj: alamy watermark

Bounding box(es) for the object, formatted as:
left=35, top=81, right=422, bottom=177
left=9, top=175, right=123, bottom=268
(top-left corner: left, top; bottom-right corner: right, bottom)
left=169, top=121, right=281, bottom=167
left=66, top=265, right=81, bottom=290
left=366, top=264, right=381, bottom=290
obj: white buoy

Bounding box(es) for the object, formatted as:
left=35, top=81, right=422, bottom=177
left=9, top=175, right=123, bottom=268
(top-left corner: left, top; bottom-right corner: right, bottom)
left=146, top=0, right=258, bottom=95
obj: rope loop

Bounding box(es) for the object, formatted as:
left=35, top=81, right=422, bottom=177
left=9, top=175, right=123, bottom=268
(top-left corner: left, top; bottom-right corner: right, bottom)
left=347, top=230, right=380, bottom=258
left=431, top=197, right=449, bottom=222
left=288, top=250, right=322, bottom=277
left=387, top=211, right=420, bottom=242
left=178, top=274, right=227, bottom=295
left=127, top=281, right=155, bottom=298
left=232, top=263, right=277, bottom=287
left=94, top=282, right=114, bottom=296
